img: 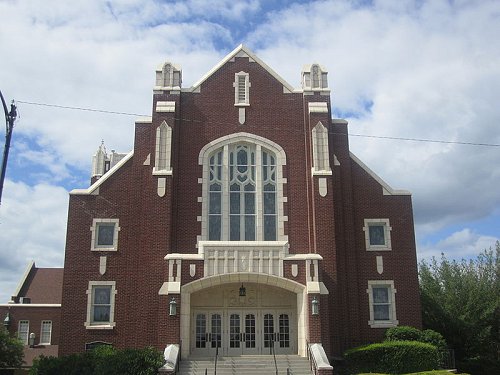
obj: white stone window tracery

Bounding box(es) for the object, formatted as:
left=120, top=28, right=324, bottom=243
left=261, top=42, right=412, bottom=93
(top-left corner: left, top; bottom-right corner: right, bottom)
left=312, top=121, right=331, bottom=174
left=200, top=134, right=287, bottom=243
left=154, top=120, right=173, bottom=174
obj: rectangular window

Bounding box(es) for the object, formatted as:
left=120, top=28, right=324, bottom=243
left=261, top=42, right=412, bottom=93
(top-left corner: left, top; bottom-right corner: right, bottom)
left=367, top=281, right=398, bottom=328
left=92, top=286, right=111, bottom=323
left=40, top=321, right=52, bottom=344
left=91, top=219, right=120, bottom=251
left=18, top=320, right=29, bottom=345
left=85, top=281, right=116, bottom=329
left=364, top=219, right=392, bottom=251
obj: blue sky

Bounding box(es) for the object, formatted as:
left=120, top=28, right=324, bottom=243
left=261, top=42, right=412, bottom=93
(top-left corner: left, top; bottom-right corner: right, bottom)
left=0, top=0, right=499, bottom=303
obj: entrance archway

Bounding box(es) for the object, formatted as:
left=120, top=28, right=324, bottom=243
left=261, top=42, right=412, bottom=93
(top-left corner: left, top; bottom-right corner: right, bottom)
left=180, top=273, right=307, bottom=358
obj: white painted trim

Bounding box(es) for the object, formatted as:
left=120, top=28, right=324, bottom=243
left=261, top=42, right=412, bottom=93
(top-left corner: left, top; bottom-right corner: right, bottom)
left=188, top=44, right=295, bottom=94
left=12, top=261, right=35, bottom=299
left=39, top=320, right=52, bottom=345
left=350, top=152, right=411, bottom=196
left=71, top=151, right=134, bottom=195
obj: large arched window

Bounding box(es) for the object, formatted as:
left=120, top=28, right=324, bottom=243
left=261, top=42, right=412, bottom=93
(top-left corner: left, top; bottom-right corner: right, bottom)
left=200, top=134, right=286, bottom=242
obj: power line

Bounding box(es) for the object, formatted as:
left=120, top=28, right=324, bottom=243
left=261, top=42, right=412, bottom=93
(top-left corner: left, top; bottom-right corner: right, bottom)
left=16, top=100, right=147, bottom=117
left=16, top=100, right=500, bottom=148
left=349, top=133, right=500, bottom=147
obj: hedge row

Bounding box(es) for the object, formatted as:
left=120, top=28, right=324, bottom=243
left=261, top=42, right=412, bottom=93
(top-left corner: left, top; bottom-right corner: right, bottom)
left=29, top=346, right=164, bottom=375
left=384, top=326, right=447, bottom=350
left=344, top=340, right=440, bottom=375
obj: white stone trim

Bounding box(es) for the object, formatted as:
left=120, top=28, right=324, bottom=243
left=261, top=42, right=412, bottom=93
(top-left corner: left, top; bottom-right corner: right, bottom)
left=188, top=44, right=295, bottom=94
left=71, top=151, right=133, bottom=195
left=198, top=133, right=287, bottom=242
left=312, top=122, right=332, bottom=176
left=234, top=71, right=250, bottom=106
left=350, top=152, right=411, bottom=196
left=367, top=280, right=398, bottom=328
left=153, top=120, right=173, bottom=175
left=156, top=101, right=176, bottom=113
left=90, top=218, right=120, bottom=252
left=179, top=272, right=307, bottom=358
left=363, top=218, right=392, bottom=251
left=85, top=281, right=117, bottom=329
left=308, top=102, right=328, bottom=113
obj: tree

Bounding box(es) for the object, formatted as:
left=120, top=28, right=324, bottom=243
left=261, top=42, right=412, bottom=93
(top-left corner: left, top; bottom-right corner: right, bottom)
left=419, top=242, right=500, bottom=375
left=0, top=326, right=24, bottom=369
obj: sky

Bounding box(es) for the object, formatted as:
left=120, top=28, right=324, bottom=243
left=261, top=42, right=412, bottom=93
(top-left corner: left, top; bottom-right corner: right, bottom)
left=0, top=0, right=499, bottom=303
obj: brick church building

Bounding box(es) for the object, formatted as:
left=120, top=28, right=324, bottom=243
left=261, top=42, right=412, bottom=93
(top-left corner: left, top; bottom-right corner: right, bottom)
left=59, top=45, right=421, bottom=360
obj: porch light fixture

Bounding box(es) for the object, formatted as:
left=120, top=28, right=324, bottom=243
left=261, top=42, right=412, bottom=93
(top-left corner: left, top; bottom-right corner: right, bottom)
left=29, top=332, right=36, bottom=348
left=311, top=297, right=319, bottom=316
left=3, top=312, right=10, bottom=328
left=239, top=284, right=246, bottom=297
left=169, top=297, right=177, bottom=316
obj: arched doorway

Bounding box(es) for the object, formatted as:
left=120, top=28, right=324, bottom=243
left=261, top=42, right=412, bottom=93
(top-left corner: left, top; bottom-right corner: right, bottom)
left=180, top=274, right=307, bottom=358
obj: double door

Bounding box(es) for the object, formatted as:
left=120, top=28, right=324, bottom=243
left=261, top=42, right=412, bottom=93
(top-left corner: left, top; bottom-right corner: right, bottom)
left=191, top=310, right=294, bottom=356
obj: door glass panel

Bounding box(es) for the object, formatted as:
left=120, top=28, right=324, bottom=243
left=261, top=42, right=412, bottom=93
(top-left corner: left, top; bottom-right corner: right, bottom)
left=196, top=314, right=207, bottom=348
left=245, top=314, right=256, bottom=348
left=264, top=313, right=274, bottom=348
left=279, top=314, right=290, bottom=348
left=230, top=314, right=240, bottom=348
left=211, top=314, right=222, bottom=348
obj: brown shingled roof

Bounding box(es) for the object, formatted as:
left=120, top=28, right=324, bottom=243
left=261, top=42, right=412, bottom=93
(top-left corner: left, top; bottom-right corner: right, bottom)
left=22, top=268, right=64, bottom=304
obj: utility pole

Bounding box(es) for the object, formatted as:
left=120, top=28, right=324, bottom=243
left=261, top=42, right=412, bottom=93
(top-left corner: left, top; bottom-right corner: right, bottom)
left=0, top=90, right=17, bottom=206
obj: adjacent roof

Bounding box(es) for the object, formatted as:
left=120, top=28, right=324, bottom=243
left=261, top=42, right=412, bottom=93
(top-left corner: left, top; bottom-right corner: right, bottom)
left=11, top=261, right=63, bottom=304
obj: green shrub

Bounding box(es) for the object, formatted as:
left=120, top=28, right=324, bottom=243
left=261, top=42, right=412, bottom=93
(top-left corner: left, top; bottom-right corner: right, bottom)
left=419, top=329, right=447, bottom=351
left=30, top=347, right=164, bottom=375
left=344, top=340, right=440, bottom=374
left=384, top=325, right=424, bottom=342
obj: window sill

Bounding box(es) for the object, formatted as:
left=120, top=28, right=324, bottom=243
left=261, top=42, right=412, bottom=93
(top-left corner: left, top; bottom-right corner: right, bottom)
left=91, top=248, right=118, bottom=252
left=152, top=169, right=173, bottom=176
left=85, top=324, right=115, bottom=330
left=366, top=247, right=392, bottom=252
left=368, top=320, right=398, bottom=328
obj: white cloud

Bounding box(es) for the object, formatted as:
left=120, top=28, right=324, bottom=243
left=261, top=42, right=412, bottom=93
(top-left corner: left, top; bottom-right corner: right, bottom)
left=1, top=0, right=500, bottom=298
left=418, top=228, right=499, bottom=261
left=0, top=181, right=68, bottom=303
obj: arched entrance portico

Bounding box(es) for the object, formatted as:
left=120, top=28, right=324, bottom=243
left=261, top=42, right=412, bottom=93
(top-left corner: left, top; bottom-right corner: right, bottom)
left=180, top=273, right=307, bottom=358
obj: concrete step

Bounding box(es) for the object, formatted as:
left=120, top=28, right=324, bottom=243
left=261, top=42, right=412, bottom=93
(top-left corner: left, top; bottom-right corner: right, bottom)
left=178, top=355, right=312, bottom=375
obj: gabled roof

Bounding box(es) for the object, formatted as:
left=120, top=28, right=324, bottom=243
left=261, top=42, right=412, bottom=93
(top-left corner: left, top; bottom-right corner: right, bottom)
left=186, top=44, right=296, bottom=94
left=11, top=261, right=63, bottom=304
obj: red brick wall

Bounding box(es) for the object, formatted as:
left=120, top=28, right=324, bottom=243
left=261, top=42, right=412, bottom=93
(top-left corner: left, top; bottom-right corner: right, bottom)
left=0, top=306, right=61, bottom=346
left=59, top=54, right=421, bottom=359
